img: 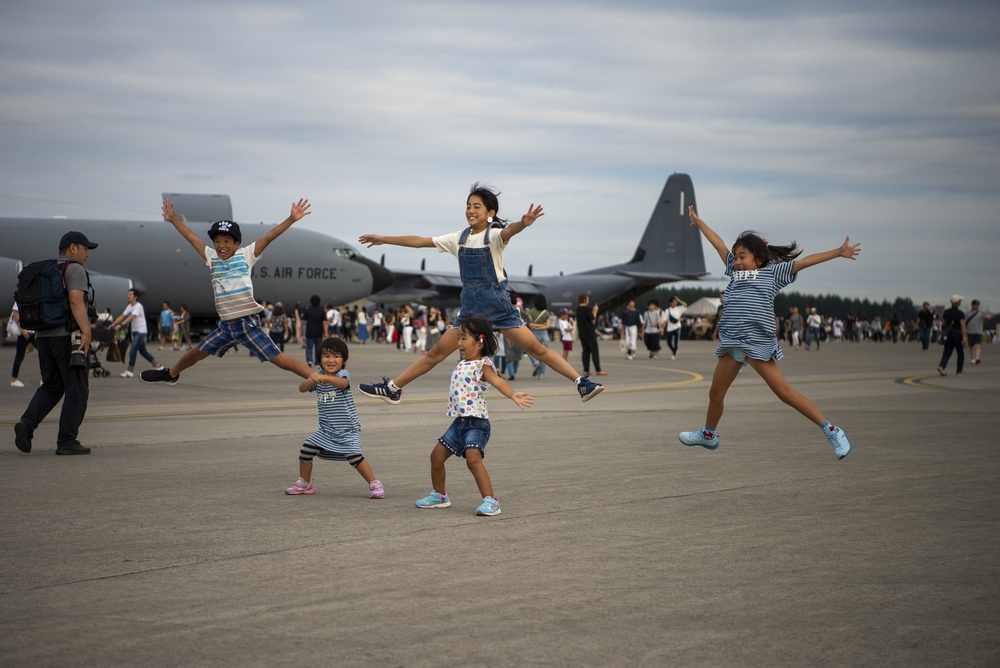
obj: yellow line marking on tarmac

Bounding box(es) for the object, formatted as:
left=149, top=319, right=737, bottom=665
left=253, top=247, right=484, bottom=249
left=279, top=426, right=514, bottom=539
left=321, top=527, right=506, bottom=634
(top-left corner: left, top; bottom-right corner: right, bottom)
left=899, top=374, right=1000, bottom=394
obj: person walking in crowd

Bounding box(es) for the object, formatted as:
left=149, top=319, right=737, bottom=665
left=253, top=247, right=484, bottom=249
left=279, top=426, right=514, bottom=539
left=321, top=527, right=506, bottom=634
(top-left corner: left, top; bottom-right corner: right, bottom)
left=642, top=299, right=664, bottom=359
left=558, top=308, right=574, bottom=361
left=356, top=182, right=603, bottom=404
left=9, top=302, right=35, bottom=388
left=936, top=294, right=967, bottom=376
left=302, top=295, right=327, bottom=368
left=284, top=337, right=384, bottom=499
left=110, top=289, right=162, bottom=378
left=383, top=308, right=396, bottom=345
left=413, top=317, right=533, bottom=517
left=917, top=302, right=935, bottom=350
left=678, top=206, right=860, bottom=460
left=175, top=304, right=193, bottom=350
left=788, top=306, right=803, bottom=350
left=621, top=299, right=641, bottom=360
left=158, top=302, right=175, bottom=350
left=805, top=307, right=822, bottom=350
left=269, top=302, right=289, bottom=352
left=140, top=198, right=321, bottom=385
left=965, top=299, right=990, bottom=366
left=14, top=232, right=99, bottom=455
left=576, top=292, right=606, bottom=376
left=525, top=295, right=551, bottom=378
left=357, top=306, right=370, bottom=344
left=664, top=296, right=687, bottom=360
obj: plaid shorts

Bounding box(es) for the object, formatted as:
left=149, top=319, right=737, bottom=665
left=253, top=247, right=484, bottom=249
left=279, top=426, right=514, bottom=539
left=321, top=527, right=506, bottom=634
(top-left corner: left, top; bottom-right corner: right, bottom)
left=198, top=314, right=281, bottom=362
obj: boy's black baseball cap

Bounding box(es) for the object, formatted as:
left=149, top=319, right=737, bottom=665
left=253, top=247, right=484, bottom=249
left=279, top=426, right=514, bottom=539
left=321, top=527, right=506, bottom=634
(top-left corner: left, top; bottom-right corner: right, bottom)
left=208, top=220, right=242, bottom=243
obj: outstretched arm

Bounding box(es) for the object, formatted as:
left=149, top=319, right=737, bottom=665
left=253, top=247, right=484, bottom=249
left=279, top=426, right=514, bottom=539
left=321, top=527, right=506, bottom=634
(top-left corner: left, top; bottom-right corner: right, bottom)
left=688, top=206, right=729, bottom=264
left=481, top=365, right=534, bottom=410
left=163, top=200, right=208, bottom=260
left=500, top=204, right=544, bottom=243
left=357, top=234, right=435, bottom=249
left=792, top=236, right=861, bottom=275
left=255, top=199, right=311, bottom=257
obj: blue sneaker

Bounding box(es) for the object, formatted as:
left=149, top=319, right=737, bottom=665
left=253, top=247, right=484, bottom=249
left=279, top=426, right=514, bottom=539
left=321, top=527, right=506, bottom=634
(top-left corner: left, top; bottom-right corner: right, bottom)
left=415, top=490, right=450, bottom=509
left=577, top=377, right=604, bottom=402
left=475, top=496, right=501, bottom=516
left=359, top=376, right=402, bottom=405
left=825, top=425, right=852, bottom=460
left=679, top=429, right=720, bottom=450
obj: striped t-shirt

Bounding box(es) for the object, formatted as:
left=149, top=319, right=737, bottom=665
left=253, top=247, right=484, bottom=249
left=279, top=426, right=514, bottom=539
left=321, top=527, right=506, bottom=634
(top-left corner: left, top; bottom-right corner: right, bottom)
left=715, top=252, right=796, bottom=361
left=204, top=243, right=265, bottom=321
left=306, top=369, right=362, bottom=454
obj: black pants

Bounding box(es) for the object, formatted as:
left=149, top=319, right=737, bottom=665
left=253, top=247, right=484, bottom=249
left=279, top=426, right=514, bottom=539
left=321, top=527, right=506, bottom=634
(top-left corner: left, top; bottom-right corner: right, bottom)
left=665, top=329, right=679, bottom=356
left=579, top=333, right=601, bottom=373
left=939, top=335, right=965, bottom=373
left=20, top=335, right=89, bottom=448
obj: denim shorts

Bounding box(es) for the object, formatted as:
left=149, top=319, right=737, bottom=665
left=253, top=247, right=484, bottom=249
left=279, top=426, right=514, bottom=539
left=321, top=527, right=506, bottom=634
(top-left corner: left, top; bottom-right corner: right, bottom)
left=438, top=416, right=491, bottom=458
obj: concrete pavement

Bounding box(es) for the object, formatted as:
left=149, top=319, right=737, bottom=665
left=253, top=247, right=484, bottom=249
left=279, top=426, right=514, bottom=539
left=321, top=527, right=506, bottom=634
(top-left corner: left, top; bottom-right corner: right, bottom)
left=1, top=338, right=998, bottom=666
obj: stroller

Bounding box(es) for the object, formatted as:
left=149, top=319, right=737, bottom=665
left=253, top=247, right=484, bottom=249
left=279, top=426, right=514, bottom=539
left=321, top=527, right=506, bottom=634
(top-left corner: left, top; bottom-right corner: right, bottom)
left=88, top=341, right=111, bottom=377
left=88, top=325, right=121, bottom=378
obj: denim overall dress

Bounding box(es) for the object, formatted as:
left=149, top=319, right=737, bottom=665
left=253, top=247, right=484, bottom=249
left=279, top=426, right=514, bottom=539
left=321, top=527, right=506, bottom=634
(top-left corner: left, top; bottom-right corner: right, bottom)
left=455, top=224, right=524, bottom=330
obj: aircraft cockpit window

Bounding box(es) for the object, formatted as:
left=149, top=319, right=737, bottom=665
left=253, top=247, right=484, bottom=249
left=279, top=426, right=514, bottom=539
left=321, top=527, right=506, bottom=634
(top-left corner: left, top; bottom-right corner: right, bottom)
left=332, top=247, right=356, bottom=259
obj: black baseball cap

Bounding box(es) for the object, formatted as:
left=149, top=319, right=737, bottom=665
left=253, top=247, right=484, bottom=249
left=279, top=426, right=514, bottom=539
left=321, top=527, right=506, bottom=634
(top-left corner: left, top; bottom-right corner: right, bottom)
left=208, top=220, right=242, bottom=243
left=59, top=231, right=98, bottom=250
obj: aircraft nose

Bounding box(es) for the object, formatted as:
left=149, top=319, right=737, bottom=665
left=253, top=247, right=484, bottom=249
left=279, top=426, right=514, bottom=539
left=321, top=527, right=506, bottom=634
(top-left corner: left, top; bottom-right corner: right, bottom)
left=352, top=255, right=395, bottom=293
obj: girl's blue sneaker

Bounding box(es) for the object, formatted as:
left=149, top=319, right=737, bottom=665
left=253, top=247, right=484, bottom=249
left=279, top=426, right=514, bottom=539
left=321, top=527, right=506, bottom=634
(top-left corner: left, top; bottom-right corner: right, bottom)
left=825, top=425, right=852, bottom=460
left=475, top=496, right=501, bottom=516
left=679, top=429, right=720, bottom=450
left=415, top=490, right=450, bottom=508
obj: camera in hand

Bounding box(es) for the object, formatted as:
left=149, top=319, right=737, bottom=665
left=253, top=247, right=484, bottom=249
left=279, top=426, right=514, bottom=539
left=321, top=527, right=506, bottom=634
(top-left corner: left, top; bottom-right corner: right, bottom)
left=70, top=331, right=86, bottom=369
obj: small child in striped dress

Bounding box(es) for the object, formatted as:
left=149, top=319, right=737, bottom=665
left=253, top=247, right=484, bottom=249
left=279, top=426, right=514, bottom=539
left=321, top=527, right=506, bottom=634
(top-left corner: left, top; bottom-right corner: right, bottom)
left=285, top=337, right=384, bottom=498
left=679, top=205, right=861, bottom=460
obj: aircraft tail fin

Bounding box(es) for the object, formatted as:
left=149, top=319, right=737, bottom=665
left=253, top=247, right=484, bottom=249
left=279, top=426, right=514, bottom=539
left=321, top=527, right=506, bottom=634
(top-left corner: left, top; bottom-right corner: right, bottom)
left=161, top=193, right=233, bottom=223
left=625, top=173, right=707, bottom=280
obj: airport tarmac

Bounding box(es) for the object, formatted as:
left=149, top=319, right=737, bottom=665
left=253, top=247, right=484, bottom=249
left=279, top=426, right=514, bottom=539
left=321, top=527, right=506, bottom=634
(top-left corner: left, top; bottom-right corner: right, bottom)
left=1, top=337, right=998, bottom=667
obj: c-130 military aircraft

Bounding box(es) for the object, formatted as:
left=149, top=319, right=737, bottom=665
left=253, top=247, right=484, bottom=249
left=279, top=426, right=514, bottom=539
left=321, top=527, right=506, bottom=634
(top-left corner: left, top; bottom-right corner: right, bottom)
left=0, top=193, right=395, bottom=323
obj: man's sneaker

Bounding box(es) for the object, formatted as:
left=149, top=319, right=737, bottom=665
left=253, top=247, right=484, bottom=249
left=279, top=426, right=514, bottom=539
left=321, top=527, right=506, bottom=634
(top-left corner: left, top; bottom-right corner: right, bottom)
left=359, top=377, right=402, bottom=405
left=825, top=425, right=852, bottom=460
left=679, top=429, right=720, bottom=450
left=285, top=478, right=315, bottom=495
left=140, top=368, right=178, bottom=384
left=120, top=370, right=134, bottom=378
left=577, top=377, right=604, bottom=402
left=936, top=366, right=947, bottom=376
left=476, top=496, right=501, bottom=516
left=415, top=490, right=450, bottom=508
left=369, top=480, right=385, bottom=499
left=11, top=380, right=24, bottom=388
left=55, top=441, right=91, bottom=455
left=14, top=421, right=32, bottom=453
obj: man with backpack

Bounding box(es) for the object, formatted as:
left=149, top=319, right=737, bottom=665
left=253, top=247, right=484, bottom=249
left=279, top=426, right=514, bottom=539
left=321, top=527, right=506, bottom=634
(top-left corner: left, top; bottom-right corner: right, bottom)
left=14, top=232, right=99, bottom=455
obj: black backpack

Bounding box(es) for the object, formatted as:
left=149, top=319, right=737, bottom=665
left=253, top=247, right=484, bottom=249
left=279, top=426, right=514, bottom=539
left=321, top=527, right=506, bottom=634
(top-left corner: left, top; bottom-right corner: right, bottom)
left=15, top=259, right=93, bottom=331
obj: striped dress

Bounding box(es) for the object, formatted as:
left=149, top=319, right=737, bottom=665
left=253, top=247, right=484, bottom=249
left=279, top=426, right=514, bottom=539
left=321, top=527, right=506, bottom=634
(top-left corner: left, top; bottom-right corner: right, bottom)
left=307, top=369, right=362, bottom=454
left=715, top=252, right=796, bottom=361
left=204, top=243, right=265, bottom=321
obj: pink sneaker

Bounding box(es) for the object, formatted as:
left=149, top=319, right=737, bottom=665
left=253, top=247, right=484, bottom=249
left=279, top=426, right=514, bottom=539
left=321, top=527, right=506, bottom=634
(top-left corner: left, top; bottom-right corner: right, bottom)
left=369, top=480, right=385, bottom=499
left=285, top=478, right=315, bottom=495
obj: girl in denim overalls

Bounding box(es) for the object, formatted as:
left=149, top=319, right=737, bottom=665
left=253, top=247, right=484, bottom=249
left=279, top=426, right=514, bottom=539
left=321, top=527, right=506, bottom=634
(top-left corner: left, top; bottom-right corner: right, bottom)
left=357, top=183, right=604, bottom=404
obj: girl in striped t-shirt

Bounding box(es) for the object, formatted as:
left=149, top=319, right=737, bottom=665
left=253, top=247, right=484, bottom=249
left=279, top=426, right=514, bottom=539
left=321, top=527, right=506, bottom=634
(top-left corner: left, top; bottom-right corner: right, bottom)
left=678, top=205, right=861, bottom=460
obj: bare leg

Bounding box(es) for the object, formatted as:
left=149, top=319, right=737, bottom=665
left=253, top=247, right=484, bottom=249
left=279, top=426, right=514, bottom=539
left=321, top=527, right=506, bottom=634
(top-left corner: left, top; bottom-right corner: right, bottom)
left=269, top=352, right=315, bottom=380
left=505, top=326, right=585, bottom=383
left=299, top=459, right=313, bottom=483
left=168, top=347, right=211, bottom=378
left=465, top=449, right=493, bottom=498
left=355, top=459, right=376, bottom=484
left=747, top=358, right=826, bottom=426
left=429, top=443, right=452, bottom=493
left=394, top=328, right=459, bottom=388
left=704, top=355, right=744, bottom=429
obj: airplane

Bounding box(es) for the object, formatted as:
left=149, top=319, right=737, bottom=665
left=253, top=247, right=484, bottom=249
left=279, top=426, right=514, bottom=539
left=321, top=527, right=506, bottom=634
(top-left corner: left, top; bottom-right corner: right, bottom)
left=369, top=173, right=709, bottom=312
left=0, top=193, right=395, bottom=325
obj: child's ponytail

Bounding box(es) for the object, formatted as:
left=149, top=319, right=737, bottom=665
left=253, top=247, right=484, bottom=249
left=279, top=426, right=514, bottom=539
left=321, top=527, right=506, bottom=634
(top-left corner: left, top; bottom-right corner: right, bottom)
left=734, top=231, right=801, bottom=267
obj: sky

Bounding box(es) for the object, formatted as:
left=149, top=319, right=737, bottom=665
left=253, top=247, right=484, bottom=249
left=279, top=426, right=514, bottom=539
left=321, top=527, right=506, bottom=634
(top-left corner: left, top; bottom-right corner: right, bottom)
left=1, top=0, right=998, bottom=311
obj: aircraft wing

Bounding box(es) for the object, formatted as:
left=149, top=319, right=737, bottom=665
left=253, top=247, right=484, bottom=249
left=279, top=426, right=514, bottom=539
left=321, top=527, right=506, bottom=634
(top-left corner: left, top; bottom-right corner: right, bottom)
left=372, top=268, right=544, bottom=307
left=612, top=270, right=709, bottom=282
